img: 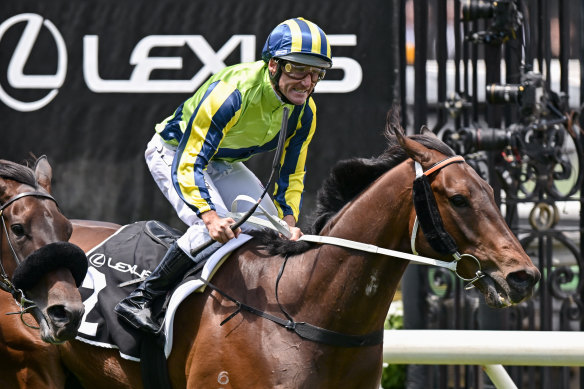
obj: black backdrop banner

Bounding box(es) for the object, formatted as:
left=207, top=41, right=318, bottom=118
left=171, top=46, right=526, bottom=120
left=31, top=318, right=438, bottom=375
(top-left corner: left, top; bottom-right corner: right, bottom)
left=1, top=1, right=393, bottom=229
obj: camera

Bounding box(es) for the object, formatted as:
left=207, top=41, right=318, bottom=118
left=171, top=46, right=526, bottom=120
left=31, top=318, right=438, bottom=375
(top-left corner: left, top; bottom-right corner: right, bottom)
left=486, top=84, right=525, bottom=104
left=442, top=125, right=515, bottom=155
left=462, top=0, right=498, bottom=20
left=462, top=0, right=522, bottom=45
left=486, top=72, right=543, bottom=116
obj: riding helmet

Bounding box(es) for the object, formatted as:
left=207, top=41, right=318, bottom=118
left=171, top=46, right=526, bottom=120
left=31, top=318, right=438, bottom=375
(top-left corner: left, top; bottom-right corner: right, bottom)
left=262, top=17, right=333, bottom=69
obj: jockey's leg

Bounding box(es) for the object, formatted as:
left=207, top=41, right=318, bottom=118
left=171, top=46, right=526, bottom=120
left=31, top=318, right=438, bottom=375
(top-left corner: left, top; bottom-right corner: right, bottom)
left=115, top=136, right=230, bottom=333
left=114, top=241, right=194, bottom=333
left=210, top=161, right=278, bottom=222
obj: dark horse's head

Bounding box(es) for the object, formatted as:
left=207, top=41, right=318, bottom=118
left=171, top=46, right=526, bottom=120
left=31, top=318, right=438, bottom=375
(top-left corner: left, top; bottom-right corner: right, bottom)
left=0, top=157, right=87, bottom=343
left=384, top=110, right=540, bottom=307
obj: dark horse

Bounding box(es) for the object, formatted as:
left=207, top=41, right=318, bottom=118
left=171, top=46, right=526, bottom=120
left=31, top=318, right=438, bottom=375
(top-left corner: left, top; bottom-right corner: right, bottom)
left=1, top=114, right=539, bottom=388
left=0, top=156, right=87, bottom=388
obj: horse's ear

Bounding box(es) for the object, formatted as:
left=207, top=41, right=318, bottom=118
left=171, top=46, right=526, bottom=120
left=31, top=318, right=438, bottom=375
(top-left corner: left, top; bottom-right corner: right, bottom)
left=420, top=125, right=439, bottom=139
left=386, top=115, right=433, bottom=166
left=34, top=156, right=53, bottom=193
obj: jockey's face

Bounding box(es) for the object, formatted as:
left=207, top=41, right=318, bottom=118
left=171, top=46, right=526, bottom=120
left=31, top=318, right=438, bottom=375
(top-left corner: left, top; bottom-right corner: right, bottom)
left=269, top=59, right=322, bottom=105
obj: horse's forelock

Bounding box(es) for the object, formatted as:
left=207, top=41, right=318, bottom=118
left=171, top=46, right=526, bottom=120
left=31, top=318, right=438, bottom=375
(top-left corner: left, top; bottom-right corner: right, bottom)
left=0, top=159, right=38, bottom=189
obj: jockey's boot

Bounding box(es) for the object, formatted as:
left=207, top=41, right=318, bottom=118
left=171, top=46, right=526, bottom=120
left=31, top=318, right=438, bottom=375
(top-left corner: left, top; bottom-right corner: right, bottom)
left=114, top=242, right=194, bottom=333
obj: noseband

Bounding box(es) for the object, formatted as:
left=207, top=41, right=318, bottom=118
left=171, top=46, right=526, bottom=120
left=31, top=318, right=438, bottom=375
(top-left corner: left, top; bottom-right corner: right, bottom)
left=0, top=191, right=58, bottom=327
left=410, top=156, right=485, bottom=288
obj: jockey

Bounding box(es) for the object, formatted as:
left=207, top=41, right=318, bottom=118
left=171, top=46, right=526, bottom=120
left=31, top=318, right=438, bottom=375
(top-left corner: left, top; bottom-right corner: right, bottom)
left=115, top=17, right=332, bottom=333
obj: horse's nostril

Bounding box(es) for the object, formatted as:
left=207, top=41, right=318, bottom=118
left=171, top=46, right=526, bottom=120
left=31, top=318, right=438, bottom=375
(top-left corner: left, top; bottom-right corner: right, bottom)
left=507, top=268, right=540, bottom=290
left=513, top=270, right=529, bottom=281
left=47, top=305, right=70, bottom=325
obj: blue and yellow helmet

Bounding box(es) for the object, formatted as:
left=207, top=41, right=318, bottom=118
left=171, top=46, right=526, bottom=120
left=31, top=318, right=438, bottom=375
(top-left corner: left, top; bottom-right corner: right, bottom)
left=262, top=17, right=332, bottom=69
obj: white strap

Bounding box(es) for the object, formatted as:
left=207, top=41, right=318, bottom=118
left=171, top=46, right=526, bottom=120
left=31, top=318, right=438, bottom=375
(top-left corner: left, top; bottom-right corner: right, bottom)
left=229, top=195, right=456, bottom=272
left=298, top=234, right=457, bottom=271
left=411, top=217, right=420, bottom=255
left=414, top=161, right=424, bottom=178
left=229, top=195, right=292, bottom=238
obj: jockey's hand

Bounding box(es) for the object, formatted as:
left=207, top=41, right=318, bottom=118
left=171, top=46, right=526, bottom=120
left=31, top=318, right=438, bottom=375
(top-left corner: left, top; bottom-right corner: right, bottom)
left=201, top=210, right=241, bottom=244
left=283, top=214, right=303, bottom=241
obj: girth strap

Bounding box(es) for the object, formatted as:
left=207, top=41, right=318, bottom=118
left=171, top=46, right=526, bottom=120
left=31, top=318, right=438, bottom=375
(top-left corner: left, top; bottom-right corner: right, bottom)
left=195, top=274, right=383, bottom=347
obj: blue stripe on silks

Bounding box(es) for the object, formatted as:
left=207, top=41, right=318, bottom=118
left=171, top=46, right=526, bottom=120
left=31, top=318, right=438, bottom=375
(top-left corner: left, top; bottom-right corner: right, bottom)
left=278, top=24, right=292, bottom=55
left=171, top=83, right=218, bottom=213
left=214, top=126, right=293, bottom=160
left=171, top=81, right=243, bottom=214
left=295, top=18, right=313, bottom=54
left=159, top=102, right=185, bottom=142
left=193, top=87, right=243, bottom=179
left=274, top=105, right=305, bottom=216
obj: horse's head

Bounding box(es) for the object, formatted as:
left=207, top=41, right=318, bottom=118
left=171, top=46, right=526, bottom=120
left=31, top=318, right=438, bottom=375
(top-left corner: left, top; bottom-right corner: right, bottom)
left=0, top=156, right=87, bottom=343
left=389, top=118, right=540, bottom=308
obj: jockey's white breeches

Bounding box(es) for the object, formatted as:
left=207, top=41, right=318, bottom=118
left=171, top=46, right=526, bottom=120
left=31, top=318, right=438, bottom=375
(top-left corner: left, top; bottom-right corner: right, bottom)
left=145, top=134, right=278, bottom=258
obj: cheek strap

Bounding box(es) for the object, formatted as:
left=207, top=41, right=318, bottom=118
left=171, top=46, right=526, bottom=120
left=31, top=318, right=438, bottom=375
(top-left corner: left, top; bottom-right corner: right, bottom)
left=412, top=171, right=459, bottom=255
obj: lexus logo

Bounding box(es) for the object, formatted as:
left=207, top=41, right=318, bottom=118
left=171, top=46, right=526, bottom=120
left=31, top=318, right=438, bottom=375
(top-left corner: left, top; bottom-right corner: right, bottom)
left=0, top=13, right=67, bottom=112
left=1, top=13, right=363, bottom=112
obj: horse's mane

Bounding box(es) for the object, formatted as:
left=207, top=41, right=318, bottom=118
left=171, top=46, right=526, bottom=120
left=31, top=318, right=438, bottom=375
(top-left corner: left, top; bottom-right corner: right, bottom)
left=0, top=159, right=38, bottom=189
left=251, top=109, right=455, bottom=257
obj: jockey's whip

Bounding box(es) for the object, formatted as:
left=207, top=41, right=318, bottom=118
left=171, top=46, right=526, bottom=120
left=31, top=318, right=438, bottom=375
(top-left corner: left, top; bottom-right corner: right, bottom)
left=189, top=107, right=289, bottom=257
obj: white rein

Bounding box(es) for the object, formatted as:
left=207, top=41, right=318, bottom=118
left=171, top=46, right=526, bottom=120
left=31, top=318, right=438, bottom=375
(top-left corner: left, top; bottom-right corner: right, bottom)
left=227, top=194, right=484, bottom=287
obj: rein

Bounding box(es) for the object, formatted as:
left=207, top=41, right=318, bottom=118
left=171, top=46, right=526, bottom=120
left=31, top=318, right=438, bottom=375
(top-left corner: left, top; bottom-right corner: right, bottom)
left=0, top=191, right=58, bottom=328
left=196, top=155, right=486, bottom=348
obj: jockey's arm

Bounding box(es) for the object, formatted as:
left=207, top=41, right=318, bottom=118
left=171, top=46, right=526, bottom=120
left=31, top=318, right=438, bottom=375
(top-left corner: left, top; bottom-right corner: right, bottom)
left=201, top=210, right=241, bottom=244
left=283, top=214, right=303, bottom=241
left=202, top=211, right=301, bottom=243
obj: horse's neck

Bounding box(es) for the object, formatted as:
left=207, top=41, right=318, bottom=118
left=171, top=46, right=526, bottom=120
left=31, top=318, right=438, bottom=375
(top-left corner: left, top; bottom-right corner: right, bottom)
left=69, top=219, right=121, bottom=252
left=59, top=340, right=142, bottom=387
left=324, top=162, right=413, bottom=249
left=295, top=163, right=413, bottom=332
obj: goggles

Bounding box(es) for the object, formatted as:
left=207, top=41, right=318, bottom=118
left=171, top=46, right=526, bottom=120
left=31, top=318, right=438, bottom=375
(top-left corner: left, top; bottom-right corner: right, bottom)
left=281, top=61, right=326, bottom=82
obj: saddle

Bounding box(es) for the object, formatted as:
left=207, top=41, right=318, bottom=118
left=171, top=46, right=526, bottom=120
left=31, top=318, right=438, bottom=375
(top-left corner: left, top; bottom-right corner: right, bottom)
left=76, top=220, right=251, bottom=361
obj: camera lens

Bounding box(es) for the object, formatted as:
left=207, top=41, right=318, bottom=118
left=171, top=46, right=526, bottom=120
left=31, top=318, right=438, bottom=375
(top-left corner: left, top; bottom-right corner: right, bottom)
left=475, top=128, right=511, bottom=150
left=486, top=84, right=524, bottom=104
left=443, top=126, right=512, bottom=154
left=462, top=0, right=494, bottom=20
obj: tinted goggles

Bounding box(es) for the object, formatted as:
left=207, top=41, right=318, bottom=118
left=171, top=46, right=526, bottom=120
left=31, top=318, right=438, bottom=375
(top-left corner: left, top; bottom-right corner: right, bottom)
left=281, top=61, right=326, bottom=82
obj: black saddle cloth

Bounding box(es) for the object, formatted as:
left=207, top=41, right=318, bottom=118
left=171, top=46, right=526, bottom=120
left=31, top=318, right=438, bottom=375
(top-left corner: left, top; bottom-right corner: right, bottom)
left=76, top=220, right=182, bottom=360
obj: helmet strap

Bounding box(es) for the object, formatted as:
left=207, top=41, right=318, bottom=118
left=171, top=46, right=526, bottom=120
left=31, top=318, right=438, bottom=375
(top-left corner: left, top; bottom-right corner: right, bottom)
left=269, top=60, right=293, bottom=105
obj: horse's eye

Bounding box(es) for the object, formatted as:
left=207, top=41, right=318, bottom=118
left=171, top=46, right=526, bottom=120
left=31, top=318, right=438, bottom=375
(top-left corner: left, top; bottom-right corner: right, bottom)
left=10, top=224, right=26, bottom=237
left=449, top=195, right=469, bottom=207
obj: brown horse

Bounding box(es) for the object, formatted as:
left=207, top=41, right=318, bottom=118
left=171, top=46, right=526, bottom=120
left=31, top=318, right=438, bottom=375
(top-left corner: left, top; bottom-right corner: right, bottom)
left=0, top=156, right=87, bottom=388
left=3, top=113, right=540, bottom=388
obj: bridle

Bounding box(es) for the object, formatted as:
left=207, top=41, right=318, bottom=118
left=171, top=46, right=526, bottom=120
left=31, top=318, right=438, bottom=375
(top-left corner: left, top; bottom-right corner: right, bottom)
left=0, top=191, right=58, bottom=328
left=410, top=155, right=486, bottom=288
